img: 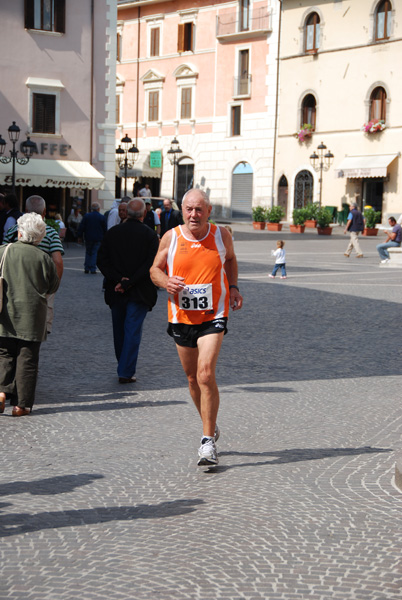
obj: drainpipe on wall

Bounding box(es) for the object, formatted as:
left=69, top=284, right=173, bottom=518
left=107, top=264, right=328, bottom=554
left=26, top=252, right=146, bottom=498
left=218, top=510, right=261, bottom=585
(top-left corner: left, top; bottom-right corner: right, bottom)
left=89, top=0, right=95, bottom=209
left=271, top=0, right=283, bottom=208
left=136, top=7, right=141, bottom=147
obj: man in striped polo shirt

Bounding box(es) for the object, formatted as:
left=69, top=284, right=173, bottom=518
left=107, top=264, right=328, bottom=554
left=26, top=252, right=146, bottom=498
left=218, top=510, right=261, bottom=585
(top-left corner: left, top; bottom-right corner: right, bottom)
left=3, top=195, right=64, bottom=333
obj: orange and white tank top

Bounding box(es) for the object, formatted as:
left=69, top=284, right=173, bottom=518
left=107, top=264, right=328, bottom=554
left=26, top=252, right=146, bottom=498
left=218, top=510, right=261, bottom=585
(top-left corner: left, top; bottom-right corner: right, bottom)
left=167, top=224, right=229, bottom=325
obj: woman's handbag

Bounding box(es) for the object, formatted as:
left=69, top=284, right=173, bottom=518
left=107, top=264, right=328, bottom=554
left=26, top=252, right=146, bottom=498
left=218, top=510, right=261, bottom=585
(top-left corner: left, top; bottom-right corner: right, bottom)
left=0, top=244, right=11, bottom=313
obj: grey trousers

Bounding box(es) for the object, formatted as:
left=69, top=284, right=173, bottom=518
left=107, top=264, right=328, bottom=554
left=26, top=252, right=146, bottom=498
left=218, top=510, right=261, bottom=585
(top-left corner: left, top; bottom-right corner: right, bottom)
left=0, top=337, right=41, bottom=409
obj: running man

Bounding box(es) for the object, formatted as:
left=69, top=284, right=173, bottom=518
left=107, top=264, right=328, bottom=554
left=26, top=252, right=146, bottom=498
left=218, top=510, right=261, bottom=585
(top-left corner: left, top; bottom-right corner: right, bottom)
left=150, top=189, right=243, bottom=467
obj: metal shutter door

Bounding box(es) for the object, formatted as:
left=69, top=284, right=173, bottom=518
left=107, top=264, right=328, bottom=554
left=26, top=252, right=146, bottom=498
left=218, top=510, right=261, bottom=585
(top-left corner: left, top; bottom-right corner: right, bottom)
left=231, top=172, right=253, bottom=218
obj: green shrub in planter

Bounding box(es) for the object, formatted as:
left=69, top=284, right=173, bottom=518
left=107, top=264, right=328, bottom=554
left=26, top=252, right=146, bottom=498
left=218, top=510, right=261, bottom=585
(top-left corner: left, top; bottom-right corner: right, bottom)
left=363, top=208, right=381, bottom=229
left=304, top=202, right=319, bottom=220
left=252, top=206, right=267, bottom=222
left=292, top=208, right=308, bottom=226
left=266, top=205, right=285, bottom=223
left=316, top=207, right=333, bottom=228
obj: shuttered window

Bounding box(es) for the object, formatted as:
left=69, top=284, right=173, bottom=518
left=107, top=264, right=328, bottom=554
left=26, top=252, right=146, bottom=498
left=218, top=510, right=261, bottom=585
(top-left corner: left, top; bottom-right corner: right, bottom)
left=25, top=0, right=65, bottom=33
left=148, top=91, right=159, bottom=122
left=33, top=93, right=56, bottom=134
left=181, top=88, right=192, bottom=119
left=150, top=28, right=160, bottom=57
left=178, top=22, right=194, bottom=52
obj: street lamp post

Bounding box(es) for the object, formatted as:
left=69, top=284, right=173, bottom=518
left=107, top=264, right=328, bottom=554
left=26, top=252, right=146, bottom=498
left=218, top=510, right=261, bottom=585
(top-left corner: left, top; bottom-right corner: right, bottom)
left=116, top=133, right=139, bottom=197
left=167, top=137, right=182, bottom=201
left=309, top=141, right=334, bottom=208
left=0, top=122, right=36, bottom=195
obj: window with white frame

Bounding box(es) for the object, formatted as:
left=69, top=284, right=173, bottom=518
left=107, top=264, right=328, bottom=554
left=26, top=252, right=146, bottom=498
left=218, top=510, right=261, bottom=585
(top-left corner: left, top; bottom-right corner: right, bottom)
left=230, top=104, right=241, bottom=136
left=174, top=64, right=197, bottom=121
left=26, top=77, right=63, bottom=135
left=25, top=0, right=65, bottom=33
left=148, top=91, right=159, bottom=122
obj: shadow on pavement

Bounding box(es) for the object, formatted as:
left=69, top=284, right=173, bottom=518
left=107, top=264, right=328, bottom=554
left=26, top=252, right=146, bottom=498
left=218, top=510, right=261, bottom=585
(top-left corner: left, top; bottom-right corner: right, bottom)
left=0, top=498, right=204, bottom=538
left=215, top=446, right=392, bottom=472
left=0, top=474, right=104, bottom=497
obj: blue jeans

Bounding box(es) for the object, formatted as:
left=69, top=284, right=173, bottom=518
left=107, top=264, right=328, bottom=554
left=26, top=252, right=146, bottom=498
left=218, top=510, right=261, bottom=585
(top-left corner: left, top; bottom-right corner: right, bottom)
left=111, top=297, right=148, bottom=378
left=272, top=263, right=286, bottom=277
left=84, top=241, right=101, bottom=273
left=376, top=241, right=400, bottom=260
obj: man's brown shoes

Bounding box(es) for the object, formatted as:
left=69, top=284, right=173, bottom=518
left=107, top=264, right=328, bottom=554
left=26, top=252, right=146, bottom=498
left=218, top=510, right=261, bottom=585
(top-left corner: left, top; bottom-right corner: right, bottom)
left=12, top=407, right=31, bottom=417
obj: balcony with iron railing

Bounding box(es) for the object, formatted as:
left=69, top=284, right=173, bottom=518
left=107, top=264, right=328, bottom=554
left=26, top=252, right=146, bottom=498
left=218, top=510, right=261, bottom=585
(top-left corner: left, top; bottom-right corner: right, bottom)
left=216, top=8, right=271, bottom=41
left=233, top=75, right=252, bottom=98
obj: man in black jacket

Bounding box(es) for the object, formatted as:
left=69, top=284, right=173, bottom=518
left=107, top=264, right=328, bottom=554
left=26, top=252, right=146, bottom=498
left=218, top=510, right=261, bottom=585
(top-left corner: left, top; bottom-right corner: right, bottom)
left=160, top=198, right=183, bottom=237
left=97, top=198, right=159, bottom=383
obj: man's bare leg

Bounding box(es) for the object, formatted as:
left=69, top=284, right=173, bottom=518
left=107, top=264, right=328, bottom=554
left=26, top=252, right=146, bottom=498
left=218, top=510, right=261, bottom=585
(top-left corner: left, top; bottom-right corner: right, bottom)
left=176, top=332, right=224, bottom=437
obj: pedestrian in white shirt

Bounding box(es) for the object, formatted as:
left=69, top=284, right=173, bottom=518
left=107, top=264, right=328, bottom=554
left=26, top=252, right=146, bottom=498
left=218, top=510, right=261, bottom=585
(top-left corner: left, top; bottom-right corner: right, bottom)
left=269, top=240, right=287, bottom=279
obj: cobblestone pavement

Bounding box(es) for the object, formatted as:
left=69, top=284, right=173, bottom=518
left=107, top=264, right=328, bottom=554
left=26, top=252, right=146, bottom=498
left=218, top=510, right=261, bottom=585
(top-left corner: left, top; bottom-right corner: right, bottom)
left=1, top=225, right=402, bottom=600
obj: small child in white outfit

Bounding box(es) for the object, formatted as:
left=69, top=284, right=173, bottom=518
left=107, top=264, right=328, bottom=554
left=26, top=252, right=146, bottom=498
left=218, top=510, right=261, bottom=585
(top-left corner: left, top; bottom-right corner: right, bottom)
left=269, top=240, right=287, bottom=279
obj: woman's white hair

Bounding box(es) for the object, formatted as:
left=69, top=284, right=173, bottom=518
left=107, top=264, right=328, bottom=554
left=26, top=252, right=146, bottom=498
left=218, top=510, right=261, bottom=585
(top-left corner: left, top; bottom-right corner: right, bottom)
left=17, top=212, right=46, bottom=245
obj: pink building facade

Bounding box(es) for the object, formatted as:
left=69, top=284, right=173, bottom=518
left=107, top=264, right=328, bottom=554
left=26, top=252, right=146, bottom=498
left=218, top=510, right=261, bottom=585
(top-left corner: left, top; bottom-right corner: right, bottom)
left=0, top=0, right=117, bottom=218
left=117, top=0, right=279, bottom=218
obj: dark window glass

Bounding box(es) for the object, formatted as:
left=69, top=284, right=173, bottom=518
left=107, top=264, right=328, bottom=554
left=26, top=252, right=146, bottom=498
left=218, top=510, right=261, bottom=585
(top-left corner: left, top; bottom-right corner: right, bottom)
left=33, top=93, right=56, bottom=134
left=301, top=94, right=316, bottom=129
left=231, top=106, right=241, bottom=136
left=25, top=0, right=65, bottom=33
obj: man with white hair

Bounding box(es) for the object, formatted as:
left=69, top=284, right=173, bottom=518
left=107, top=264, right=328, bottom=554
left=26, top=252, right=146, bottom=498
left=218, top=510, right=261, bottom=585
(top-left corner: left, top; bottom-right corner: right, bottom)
left=150, top=188, right=243, bottom=467
left=97, top=198, right=159, bottom=384
left=3, top=195, right=64, bottom=333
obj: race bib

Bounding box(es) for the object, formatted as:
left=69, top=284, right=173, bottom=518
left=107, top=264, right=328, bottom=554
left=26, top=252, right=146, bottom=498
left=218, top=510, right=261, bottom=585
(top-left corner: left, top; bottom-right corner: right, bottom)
left=178, top=283, right=213, bottom=311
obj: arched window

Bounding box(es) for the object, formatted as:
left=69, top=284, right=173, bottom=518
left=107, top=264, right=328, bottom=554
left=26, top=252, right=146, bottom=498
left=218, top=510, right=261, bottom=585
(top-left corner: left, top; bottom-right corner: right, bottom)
left=305, top=12, right=320, bottom=53
left=294, top=170, right=313, bottom=209
left=301, top=94, right=316, bottom=129
left=369, top=87, right=387, bottom=121
left=376, top=1, right=392, bottom=41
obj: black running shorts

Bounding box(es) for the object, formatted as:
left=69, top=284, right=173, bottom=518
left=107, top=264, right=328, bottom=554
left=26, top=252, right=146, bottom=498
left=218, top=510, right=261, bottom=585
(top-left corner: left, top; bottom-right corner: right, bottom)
left=167, top=317, right=228, bottom=348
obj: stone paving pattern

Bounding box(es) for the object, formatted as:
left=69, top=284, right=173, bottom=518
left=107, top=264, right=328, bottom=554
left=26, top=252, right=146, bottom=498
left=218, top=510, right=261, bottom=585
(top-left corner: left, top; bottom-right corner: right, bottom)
left=1, top=225, right=401, bottom=600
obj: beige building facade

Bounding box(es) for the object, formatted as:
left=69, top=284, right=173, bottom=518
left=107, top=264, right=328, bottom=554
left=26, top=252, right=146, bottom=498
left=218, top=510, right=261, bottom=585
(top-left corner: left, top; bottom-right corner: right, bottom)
left=275, top=0, right=402, bottom=223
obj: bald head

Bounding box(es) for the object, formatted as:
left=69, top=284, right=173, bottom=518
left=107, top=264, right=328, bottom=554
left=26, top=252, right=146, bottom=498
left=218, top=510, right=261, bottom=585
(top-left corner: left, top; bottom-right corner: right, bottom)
left=182, top=189, right=211, bottom=209
left=127, top=198, right=146, bottom=220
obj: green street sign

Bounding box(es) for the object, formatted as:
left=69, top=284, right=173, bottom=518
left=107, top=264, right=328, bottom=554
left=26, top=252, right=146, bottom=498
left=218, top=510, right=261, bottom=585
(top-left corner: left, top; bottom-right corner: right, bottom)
left=150, top=151, right=162, bottom=168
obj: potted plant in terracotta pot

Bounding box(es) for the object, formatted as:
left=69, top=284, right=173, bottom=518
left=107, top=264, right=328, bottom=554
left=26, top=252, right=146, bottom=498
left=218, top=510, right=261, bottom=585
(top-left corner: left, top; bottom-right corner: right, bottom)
left=316, top=207, right=333, bottom=235
left=252, top=206, right=267, bottom=230
left=266, top=206, right=285, bottom=231
left=304, top=202, right=319, bottom=228
left=363, top=207, right=381, bottom=236
left=290, top=208, right=307, bottom=233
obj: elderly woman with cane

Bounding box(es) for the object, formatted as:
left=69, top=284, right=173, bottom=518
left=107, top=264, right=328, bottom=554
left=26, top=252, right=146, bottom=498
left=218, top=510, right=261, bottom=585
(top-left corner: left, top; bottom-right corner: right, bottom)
left=0, top=213, right=59, bottom=417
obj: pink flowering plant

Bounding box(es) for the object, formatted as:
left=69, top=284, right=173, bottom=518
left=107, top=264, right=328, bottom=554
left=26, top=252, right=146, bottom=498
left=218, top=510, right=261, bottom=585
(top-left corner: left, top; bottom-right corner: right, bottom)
left=295, top=123, right=313, bottom=142
left=362, top=119, right=386, bottom=134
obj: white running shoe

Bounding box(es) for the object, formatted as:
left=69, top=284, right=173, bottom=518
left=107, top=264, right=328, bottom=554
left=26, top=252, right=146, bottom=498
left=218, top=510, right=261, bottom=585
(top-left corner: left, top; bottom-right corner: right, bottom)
left=214, top=424, right=220, bottom=442
left=198, top=437, right=218, bottom=466
left=380, top=259, right=389, bottom=264
left=268, top=274, right=275, bottom=278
